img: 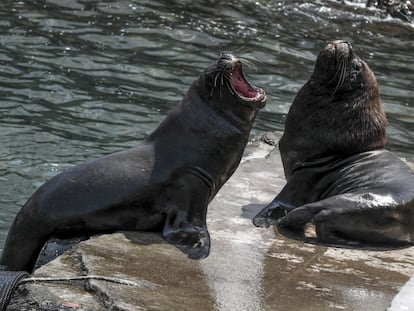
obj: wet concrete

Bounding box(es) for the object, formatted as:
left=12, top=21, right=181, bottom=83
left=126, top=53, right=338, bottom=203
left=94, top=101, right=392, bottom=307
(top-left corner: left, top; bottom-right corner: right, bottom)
left=389, top=275, right=414, bottom=311
left=7, top=132, right=414, bottom=311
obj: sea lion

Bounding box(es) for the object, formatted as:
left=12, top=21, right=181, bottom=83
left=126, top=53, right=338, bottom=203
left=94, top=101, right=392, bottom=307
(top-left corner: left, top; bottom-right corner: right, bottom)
left=253, top=41, right=414, bottom=246
left=1, top=54, right=266, bottom=272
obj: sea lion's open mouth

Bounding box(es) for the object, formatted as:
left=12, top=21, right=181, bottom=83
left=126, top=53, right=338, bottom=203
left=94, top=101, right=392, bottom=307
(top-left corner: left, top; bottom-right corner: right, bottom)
left=210, top=54, right=266, bottom=106
left=230, top=61, right=266, bottom=103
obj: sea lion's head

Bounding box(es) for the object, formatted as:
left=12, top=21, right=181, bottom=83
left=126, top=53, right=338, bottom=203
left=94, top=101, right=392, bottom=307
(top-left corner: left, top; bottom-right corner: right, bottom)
left=196, top=53, right=266, bottom=123
left=311, top=40, right=378, bottom=98
left=311, top=40, right=386, bottom=147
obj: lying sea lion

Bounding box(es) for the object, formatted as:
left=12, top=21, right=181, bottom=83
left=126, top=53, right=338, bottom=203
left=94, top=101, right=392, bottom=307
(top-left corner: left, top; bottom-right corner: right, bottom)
left=253, top=41, right=414, bottom=246
left=1, top=54, right=266, bottom=272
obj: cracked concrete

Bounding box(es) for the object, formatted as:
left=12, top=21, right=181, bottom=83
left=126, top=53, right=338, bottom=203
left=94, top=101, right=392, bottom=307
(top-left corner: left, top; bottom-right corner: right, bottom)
left=6, top=131, right=414, bottom=311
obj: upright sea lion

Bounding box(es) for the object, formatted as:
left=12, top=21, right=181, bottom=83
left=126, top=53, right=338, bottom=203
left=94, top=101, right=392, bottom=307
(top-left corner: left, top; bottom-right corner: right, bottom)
left=253, top=41, right=414, bottom=246
left=1, top=54, right=266, bottom=272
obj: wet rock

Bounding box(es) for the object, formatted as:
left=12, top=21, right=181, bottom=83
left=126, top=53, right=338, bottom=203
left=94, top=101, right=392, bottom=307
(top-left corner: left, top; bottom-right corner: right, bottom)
left=7, top=132, right=414, bottom=311
left=335, top=0, right=413, bottom=22
left=366, top=0, right=413, bottom=22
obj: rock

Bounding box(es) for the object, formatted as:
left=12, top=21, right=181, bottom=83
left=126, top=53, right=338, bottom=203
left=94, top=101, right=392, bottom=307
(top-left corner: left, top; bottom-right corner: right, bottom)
left=7, top=131, right=414, bottom=311
left=366, top=0, right=413, bottom=22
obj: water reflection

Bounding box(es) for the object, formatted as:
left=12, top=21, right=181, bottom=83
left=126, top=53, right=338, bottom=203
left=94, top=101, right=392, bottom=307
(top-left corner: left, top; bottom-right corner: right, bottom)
left=0, top=0, right=412, bottom=251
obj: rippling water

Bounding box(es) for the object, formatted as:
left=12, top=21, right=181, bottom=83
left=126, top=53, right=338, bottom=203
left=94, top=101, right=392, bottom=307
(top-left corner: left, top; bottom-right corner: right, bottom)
left=0, top=0, right=413, bottom=249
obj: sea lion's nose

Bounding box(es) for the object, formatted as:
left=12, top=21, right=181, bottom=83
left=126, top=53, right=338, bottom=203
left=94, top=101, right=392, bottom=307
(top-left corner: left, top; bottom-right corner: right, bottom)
left=332, top=40, right=352, bottom=50
left=220, top=53, right=235, bottom=62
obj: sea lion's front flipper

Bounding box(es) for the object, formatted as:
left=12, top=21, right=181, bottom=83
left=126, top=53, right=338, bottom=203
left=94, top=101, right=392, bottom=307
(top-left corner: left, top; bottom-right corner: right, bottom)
left=162, top=166, right=214, bottom=259
left=253, top=196, right=296, bottom=228
left=163, top=208, right=210, bottom=259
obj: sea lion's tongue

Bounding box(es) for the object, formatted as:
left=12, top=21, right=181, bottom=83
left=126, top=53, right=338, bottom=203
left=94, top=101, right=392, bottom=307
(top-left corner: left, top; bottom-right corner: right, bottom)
left=231, top=64, right=257, bottom=99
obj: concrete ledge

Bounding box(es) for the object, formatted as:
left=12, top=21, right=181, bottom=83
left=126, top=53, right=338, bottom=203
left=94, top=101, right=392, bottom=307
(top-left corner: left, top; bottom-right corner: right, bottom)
left=389, top=274, right=414, bottom=311
left=7, top=132, right=414, bottom=311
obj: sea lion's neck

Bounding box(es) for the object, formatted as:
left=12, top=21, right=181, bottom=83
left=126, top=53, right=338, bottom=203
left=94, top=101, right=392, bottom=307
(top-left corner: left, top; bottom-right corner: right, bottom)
left=190, top=82, right=256, bottom=135
left=147, top=86, right=251, bottom=142
left=280, top=82, right=387, bottom=179
left=146, top=84, right=252, bottom=190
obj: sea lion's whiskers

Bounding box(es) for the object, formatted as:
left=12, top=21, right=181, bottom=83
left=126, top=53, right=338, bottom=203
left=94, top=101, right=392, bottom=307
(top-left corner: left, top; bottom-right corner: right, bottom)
left=341, top=59, right=348, bottom=83
left=329, top=49, right=348, bottom=85
left=225, top=80, right=235, bottom=95
left=218, top=71, right=224, bottom=98
left=237, top=57, right=259, bottom=70
left=220, top=68, right=233, bottom=95
left=214, top=72, right=220, bottom=88
left=239, top=56, right=261, bottom=66
left=338, top=58, right=348, bottom=88
left=211, top=71, right=221, bottom=97
left=221, top=67, right=232, bottom=98
left=332, top=58, right=347, bottom=96
left=328, top=63, right=342, bottom=85
left=211, top=66, right=227, bottom=98
left=204, top=68, right=218, bottom=75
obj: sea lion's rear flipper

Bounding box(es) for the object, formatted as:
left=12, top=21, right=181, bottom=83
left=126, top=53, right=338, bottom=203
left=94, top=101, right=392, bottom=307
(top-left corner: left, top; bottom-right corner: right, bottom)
left=162, top=166, right=213, bottom=259
left=0, top=271, right=29, bottom=310
left=278, top=193, right=413, bottom=246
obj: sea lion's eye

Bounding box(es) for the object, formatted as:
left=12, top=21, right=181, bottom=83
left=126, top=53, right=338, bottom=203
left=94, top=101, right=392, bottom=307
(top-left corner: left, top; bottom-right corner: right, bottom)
left=352, top=60, right=362, bottom=70
left=349, top=60, right=362, bottom=81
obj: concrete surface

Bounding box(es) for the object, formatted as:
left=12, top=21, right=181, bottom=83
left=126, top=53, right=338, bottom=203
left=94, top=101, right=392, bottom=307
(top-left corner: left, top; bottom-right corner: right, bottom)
left=7, top=131, right=414, bottom=311
left=389, top=274, right=414, bottom=311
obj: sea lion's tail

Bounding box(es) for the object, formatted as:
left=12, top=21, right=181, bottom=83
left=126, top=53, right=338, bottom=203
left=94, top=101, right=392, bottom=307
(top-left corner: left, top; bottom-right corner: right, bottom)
left=0, top=271, right=29, bottom=311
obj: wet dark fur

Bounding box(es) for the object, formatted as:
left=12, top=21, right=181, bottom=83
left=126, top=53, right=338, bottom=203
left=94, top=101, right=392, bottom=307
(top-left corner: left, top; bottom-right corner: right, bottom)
left=280, top=42, right=387, bottom=180
left=253, top=41, right=414, bottom=247
left=1, top=54, right=266, bottom=272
